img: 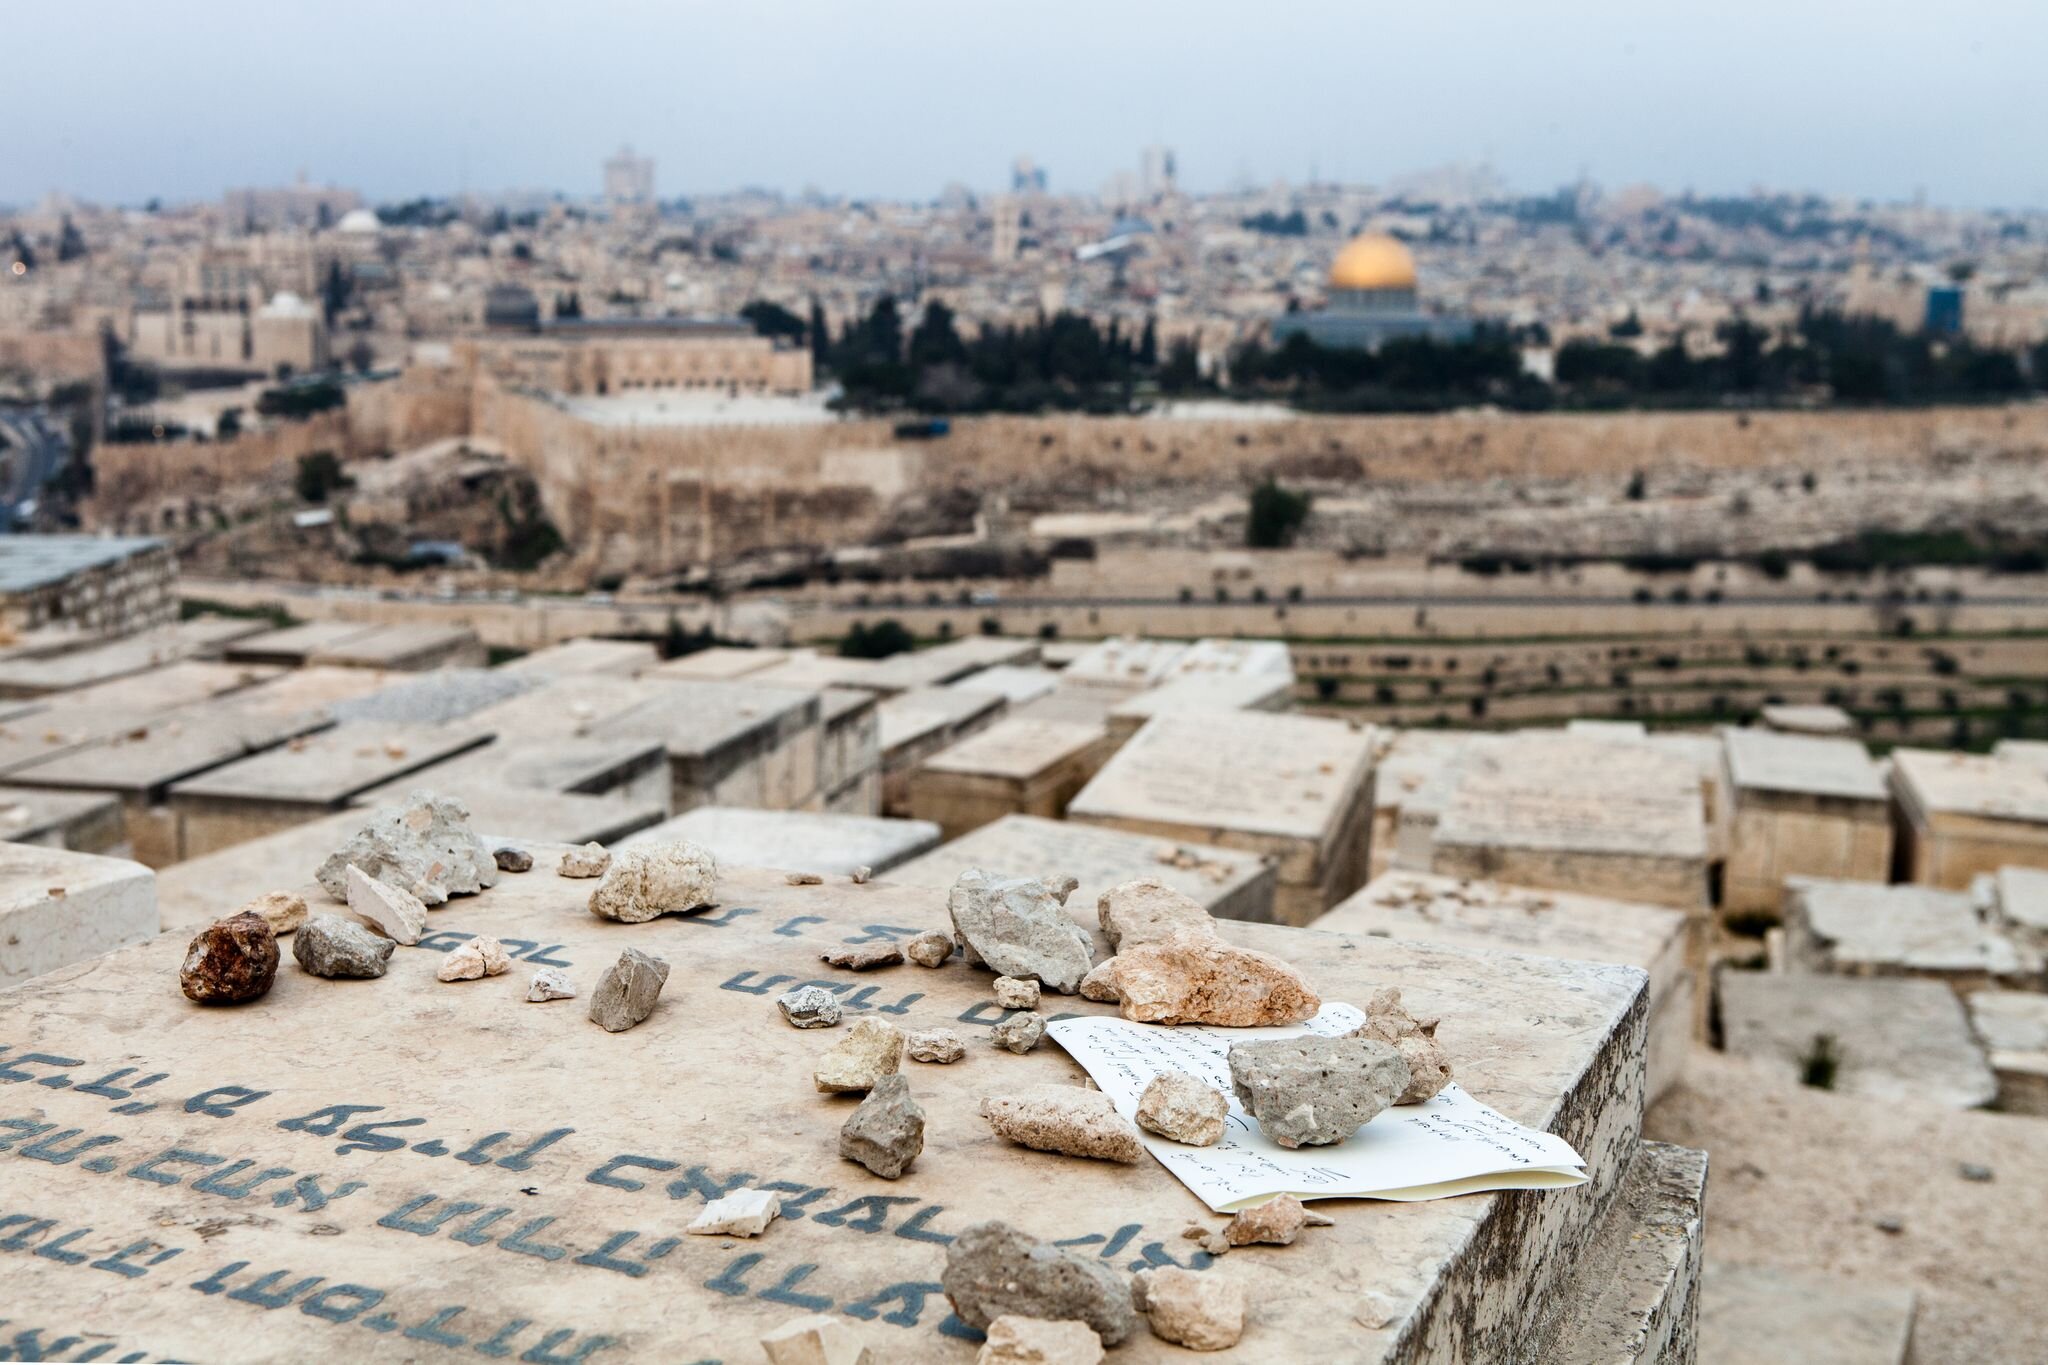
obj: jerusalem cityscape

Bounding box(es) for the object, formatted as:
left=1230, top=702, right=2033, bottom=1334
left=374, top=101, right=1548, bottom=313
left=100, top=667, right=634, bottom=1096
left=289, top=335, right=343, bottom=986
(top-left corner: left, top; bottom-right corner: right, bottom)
left=0, top=4, right=2044, bottom=1362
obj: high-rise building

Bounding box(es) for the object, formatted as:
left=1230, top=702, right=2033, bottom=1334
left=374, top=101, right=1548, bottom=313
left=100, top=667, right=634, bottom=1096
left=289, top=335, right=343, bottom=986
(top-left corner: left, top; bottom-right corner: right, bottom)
left=1140, top=144, right=1177, bottom=199
left=990, top=197, right=1021, bottom=265
left=1010, top=156, right=1048, bottom=194
left=604, top=145, right=656, bottom=216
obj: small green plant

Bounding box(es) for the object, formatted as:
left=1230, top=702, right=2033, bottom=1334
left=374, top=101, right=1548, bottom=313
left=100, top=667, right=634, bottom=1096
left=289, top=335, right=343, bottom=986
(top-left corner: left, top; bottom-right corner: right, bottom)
left=838, top=620, right=916, bottom=659
left=1246, top=477, right=1311, bottom=549
left=1800, top=1033, right=1841, bottom=1090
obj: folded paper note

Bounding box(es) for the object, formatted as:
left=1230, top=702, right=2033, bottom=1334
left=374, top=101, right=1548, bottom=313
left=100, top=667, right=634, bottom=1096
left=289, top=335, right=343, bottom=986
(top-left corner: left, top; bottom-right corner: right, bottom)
left=1047, top=1002, right=1589, bottom=1212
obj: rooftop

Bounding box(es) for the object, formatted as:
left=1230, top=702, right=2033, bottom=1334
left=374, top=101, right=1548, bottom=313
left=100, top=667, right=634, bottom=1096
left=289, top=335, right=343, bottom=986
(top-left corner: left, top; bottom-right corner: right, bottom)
left=0, top=535, right=164, bottom=595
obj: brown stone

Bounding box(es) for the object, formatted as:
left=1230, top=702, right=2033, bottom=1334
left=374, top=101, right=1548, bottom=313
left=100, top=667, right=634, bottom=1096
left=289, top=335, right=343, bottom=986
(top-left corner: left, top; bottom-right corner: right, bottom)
left=1097, top=876, right=1217, bottom=952
left=1131, top=1266, right=1247, bottom=1350
left=819, top=943, right=905, bottom=971
left=1103, top=929, right=1320, bottom=1026
left=980, top=1085, right=1144, bottom=1162
left=179, top=912, right=279, bottom=1005
left=1078, top=961, right=1121, bottom=1002
left=905, top=929, right=955, bottom=967
left=993, top=975, right=1041, bottom=1009
left=1349, top=986, right=1453, bottom=1104
left=1224, top=1193, right=1333, bottom=1247
left=237, top=890, right=308, bottom=936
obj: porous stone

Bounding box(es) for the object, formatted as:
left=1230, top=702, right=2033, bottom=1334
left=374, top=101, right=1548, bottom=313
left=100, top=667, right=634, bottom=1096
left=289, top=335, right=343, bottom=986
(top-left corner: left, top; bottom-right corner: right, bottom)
left=993, top=975, right=1041, bottom=1009
left=344, top=862, right=427, bottom=945
left=238, top=890, right=307, bottom=936
left=1349, top=986, right=1453, bottom=1104
left=586, top=841, right=717, bottom=923
left=813, top=1017, right=905, bottom=1093
left=1228, top=1035, right=1410, bottom=1148
left=786, top=871, right=823, bottom=885
left=778, top=984, right=843, bottom=1029
left=1078, top=961, right=1121, bottom=1002
left=905, top=929, right=955, bottom=967
left=293, top=913, right=394, bottom=980
left=977, top=1315, right=1105, bottom=1364
left=1225, top=1193, right=1333, bottom=1247
left=315, top=792, right=498, bottom=906
left=942, top=1220, right=1137, bottom=1346
left=558, top=842, right=612, bottom=878
left=850, top=865, right=872, bottom=885
left=980, top=1085, right=1144, bottom=1162
left=1097, top=876, right=1217, bottom=952
left=436, top=935, right=511, bottom=982
left=1102, top=929, right=1320, bottom=1027
left=685, top=1187, right=781, bottom=1238
left=493, top=846, right=533, bottom=873
left=839, top=1073, right=925, bottom=1179
left=819, top=943, right=905, bottom=971
left=587, top=948, right=669, bottom=1032
left=527, top=966, right=575, bottom=1002
left=1131, top=1266, right=1246, bottom=1350
left=948, top=868, right=1094, bottom=993
left=758, top=1312, right=872, bottom=1365
left=908, top=1028, right=966, bottom=1063
left=180, top=911, right=279, bottom=1004
left=1045, top=873, right=1080, bottom=903
left=1135, top=1070, right=1229, bottom=1146
left=992, top=1011, right=1047, bottom=1054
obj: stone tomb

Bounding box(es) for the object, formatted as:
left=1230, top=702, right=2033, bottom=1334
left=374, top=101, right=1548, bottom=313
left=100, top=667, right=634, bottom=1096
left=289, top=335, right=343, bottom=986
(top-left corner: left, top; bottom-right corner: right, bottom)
left=621, top=806, right=942, bottom=878
left=646, top=646, right=795, bottom=682
left=224, top=620, right=390, bottom=668
left=876, top=687, right=1007, bottom=816
left=1890, top=748, right=2048, bottom=889
left=0, top=860, right=1698, bottom=1361
left=1720, top=728, right=1891, bottom=917
left=884, top=813, right=1277, bottom=924
left=1105, top=673, right=1293, bottom=744
left=818, top=689, right=882, bottom=817
left=1366, top=730, right=1477, bottom=881
left=1994, top=864, right=2048, bottom=952
left=857, top=636, right=1041, bottom=695
left=1061, top=637, right=1192, bottom=689
left=0, top=783, right=127, bottom=855
left=0, top=617, right=266, bottom=698
left=0, top=841, right=154, bottom=988
left=1718, top=973, right=1997, bottom=1110
left=1966, top=990, right=2048, bottom=1116
left=594, top=680, right=823, bottom=814
left=499, top=638, right=659, bottom=679
left=354, top=735, right=673, bottom=814
left=1068, top=710, right=1376, bottom=926
left=907, top=717, right=1118, bottom=841
left=304, top=622, right=488, bottom=672
left=1779, top=877, right=2041, bottom=993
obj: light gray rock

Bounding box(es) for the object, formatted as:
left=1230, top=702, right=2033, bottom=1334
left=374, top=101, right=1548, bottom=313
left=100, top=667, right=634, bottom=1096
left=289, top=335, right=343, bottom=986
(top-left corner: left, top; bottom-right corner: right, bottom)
left=559, top=842, right=612, bottom=879
left=343, top=862, right=427, bottom=945
left=947, top=868, right=1094, bottom=994
left=907, top=1028, right=966, bottom=1063
left=905, top=929, right=954, bottom=967
left=993, top=975, right=1041, bottom=1009
left=1135, top=1070, right=1229, bottom=1146
left=587, top=841, right=717, bottom=922
left=992, top=1011, right=1047, bottom=1054
left=779, top=985, right=843, bottom=1029
left=588, top=948, right=670, bottom=1032
left=294, top=913, right=395, bottom=980
left=315, top=792, right=498, bottom=906
left=838, top=1073, right=925, bottom=1179
left=1078, top=961, right=1121, bottom=1002
left=1349, top=986, right=1453, bottom=1104
left=686, top=1188, right=782, bottom=1237
left=980, top=1086, right=1144, bottom=1163
left=1228, top=1036, right=1410, bottom=1148
left=527, top=966, right=576, bottom=1002
left=941, top=1220, right=1138, bottom=1346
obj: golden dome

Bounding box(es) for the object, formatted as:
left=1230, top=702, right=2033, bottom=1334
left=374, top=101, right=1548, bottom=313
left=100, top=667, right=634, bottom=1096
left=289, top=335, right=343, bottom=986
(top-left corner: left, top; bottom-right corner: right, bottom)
left=1328, top=233, right=1417, bottom=291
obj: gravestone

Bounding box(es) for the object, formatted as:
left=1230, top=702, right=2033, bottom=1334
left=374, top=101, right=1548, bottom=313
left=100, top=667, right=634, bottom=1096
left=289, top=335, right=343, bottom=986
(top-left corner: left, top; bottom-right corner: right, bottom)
left=0, top=841, right=154, bottom=988
left=1890, top=748, right=2048, bottom=889
left=1718, top=974, right=1996, bottom=1110
left=0, top=784, right=126, bottom=855
left=907, top=718, right=1117, bottom=840
left=1780, top=878, right=2040, bottom=992
left=1721, top=729, right=1891, bottom=917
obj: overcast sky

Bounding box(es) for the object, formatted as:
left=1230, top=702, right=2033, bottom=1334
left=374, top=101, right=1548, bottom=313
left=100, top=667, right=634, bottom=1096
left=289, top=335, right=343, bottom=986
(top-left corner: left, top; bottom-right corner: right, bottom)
left=7, top=1, right=2044, bottom=210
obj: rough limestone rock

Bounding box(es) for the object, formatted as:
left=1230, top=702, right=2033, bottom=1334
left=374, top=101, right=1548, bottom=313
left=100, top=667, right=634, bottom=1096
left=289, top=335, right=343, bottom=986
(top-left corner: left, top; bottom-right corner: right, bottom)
left=908, top=1028, right=966, bottom=1063
left=786, top=871, right=824, bottom=885
left=813, top=1018, right=905, bottom=1093
left=493, top=846, right=533, bottom=873
left=1135, top=1070, right=1229, bottom=1146
left=992, top=1011, right=1047, bottom=1054
left=1228, top=1035, right=1409, bottom=1148
left=1349, top=986, right=1453, bottom=1104
left=180, top=911, right=279, bottom=1004
left=819, top=943, right=904, bottom=971
left=586, top=841, right=718, bottom=923
left=839, top=1073, right=925, bottom=1179
left=1224, top=1193, right=1333, bottom=1246
left=948, top=869, right=1095, bottom=993
left=778, top=984, right=843, bottom=1029
left=1097, top=877, right=1218, bottom=952
left=993, top=975, right=1041, bottom=1009
left=558, top=842, right=612, bottom=878
left=1132, top=1266, right=1246, bottom=1350
left=942, top=1221, right=1137, bottom=1345
left=686, top=1188, right=781, bottom=1237
left=1104, top=929, right=1319, bottom=1027
left=1078, top=961, right=1121, bottom=1003
left=759, top=1312, right=872, bottom=1365
left=977, top=1315, right=1105, bottom=1364
left=293, top=914, right=394, bottom=980
left=315, top=792, right=498, bottom=906
left=436, top=935, right=511, bottom=982
left=980, top=1086, right=1144, bottom=1163
left=238, top=890, right=308, bottom=936
left=344, top=863, right=428, bottom=945
left=905, top=929, right=954, bottom=967
left=1045, top=874, right=1080, bottom=904
left=527, top=966, right=576, bottom=1002
left=587, top=948, right=669, bottom=1032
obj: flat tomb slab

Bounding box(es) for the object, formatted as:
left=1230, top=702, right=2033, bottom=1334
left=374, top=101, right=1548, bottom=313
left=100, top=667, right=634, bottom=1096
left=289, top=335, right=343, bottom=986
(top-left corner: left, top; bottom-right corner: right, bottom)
left=499, top=639, right=659, bottom=678
left=1696, top=1260, right=1916, bottom=1365
left=305, top=622, right=486, bottom=670
left=1966, top=990, right=2048, bottom=1117
left=1723, top=728, right=1887, bottom=803
left=330, top=668, right=539, bottom=727
left=1782, top=877, right=2040, bottom=987
left=1106, top=672, right=1293, bottom=741
left=858, top=636, right=1040, bottom=693
left=0, top=784, right=126, bottom=853
left=620, top=806, right=942, bottom=876
left=908, top=718, right=1116, bottom=840
left=1062, top=636, right=1192, bottom=688
left=646, top=646, right=794, bottom=681
left=0, top=618, right=267, bottom=697
left=0, top=864, right=1654, bottom=1363
left=223, top=620, right=386, bottom=666
left=1719, top=973, right=1996, bottom=1110
left=1890, top=748, right=2048, bottom=889
left=0, top=841, right=155, bottom=988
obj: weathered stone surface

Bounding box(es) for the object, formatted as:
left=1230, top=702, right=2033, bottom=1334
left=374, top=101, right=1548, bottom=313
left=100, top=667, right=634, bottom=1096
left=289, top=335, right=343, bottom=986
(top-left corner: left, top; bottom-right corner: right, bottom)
left=993, top=975, right=1041, bottom=1009
left=493, top=846, right=533, bottom=873
left=850, top=865, right=873, bottom=885
left=343, top=862, right=427, bottom=945
left=908, top=1028, right=966, bottom=1063
left=1225, top=1193, right=1333, bottom=1247
left=814, top=1017, right=905, bottom=1093
left=1045, top=873, right=1080, bottom=904
left=558, top=842, right=612, bottom=878
left=839, top=1073, right=925, bottom=1179
left=436, top=934, right=511, bottom=982
left=588, top=948, right=669, bottom=1032
left=238, top=890, right=307, bottom=936
left=686, top=1187, right=781, bottom=1237
left=980, top=1085, right=1144, bottom=1162
left=315, top=792, right=498, bottom=906
left=786, top=871, right=824, bottom=885
left=943, top=1221, right=1137, bottom=1345
left=293, top=913, right=394, bottom=980
left=586, top=841, right=717, bottom=922
left=1135, top=1070, right=1229, bottom=1146
left=1132, top=1266, right=1246, bottom=1350
left=759, top=1312, right=873, bottom=1365
left=1351, top=986, right=1453, bottom=1104
left=977, top=1315, right=1105, bottom=1364
left=992, top=1011, right=1047, bottom=1054
left=948, top=868, right=1094, bottom=993
left=906, top=929, right=955, bottom=967
left=779, top=984, right=843, bottom=1029
left=1097, top=876, right=1217, bottom=952
left=526, top=966, right=576, bottom=1002
left=1103, top=929, right=1320, bottom=1026
left=820, top=943, right=905, bottom=971
left=1078, top=961, right=1121, bottom=1002
left=1229, top=1035, right=1410, bottom=1148
left=179, top=911, right=278, bottom=1003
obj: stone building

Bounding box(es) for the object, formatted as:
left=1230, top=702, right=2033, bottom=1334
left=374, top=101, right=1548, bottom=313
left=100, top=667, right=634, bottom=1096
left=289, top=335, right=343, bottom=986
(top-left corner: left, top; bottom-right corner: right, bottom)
left=0, top=534, right=175, bottom=635
left=1271, top=232, right=1473, bottom=351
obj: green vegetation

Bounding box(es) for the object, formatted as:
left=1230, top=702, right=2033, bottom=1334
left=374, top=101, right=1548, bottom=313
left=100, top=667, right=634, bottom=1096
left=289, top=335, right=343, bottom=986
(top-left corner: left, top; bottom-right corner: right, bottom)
left=1800, top=1034, right=1841, bottom=1090
left=260, top=380, right=346, bottom=420
left=293, top=451, right=353, bottom=504
left=838, top=619, right=917, bottom=659
left=491, top=487, right=565, bottom=572
left=180, top=598, right=295, bottom=629
left=1247, top=477, right=1312, bottom=549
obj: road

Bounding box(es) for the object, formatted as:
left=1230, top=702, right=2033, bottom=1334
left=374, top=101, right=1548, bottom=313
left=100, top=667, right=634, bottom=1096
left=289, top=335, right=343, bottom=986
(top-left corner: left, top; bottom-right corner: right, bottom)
left=0, top=406, right=69, bottom=529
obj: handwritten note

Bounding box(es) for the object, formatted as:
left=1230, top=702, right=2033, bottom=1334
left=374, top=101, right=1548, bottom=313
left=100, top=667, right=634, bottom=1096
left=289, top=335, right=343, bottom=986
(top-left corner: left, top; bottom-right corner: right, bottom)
left=1047, top=1004, right=1588, bottom=1212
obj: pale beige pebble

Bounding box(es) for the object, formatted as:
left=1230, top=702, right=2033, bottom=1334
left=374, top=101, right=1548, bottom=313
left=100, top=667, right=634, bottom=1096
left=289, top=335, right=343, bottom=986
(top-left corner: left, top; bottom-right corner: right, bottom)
left=905, top=929, right=955, bottom=968
left=907, top=1028, right=967, bottom=1064
left=1044, top=873, right=1080, bottom=904
left=980, top=1085, right=1145, bottom=1162
left=1096, top=876, right=1218, bottom=952
left=526, top=966, right=576, bottom=1002
left=1077, top=960, right=1121, bottom=1003
left=435, top=935, right=512, bottom=982
left=1348, top=986, right=1453, bottom=1104
left=1224, top=1194, right=1332, bottom=1247
left=1132, top=1266, right=1246, bottom=1350
left=685, top=1187, right=781, bottom=1237
left=343, top=862, right=427, bottom=945
left=786, top=871, right=824, bottom=886
left=558, top=842, right=612, bottom=878
left=850, top=865, right=872, bottom=885
left=991, top=1011, right=1046, bottom=1054
left=239, top=890, right=308, bottom=936
left=758, top=1311, right=872, bottom=1365
left=992, top=975, right=1041, bottom=1010
left=813, top=1017, right=906, bottom=1093
left=1105, top=929, right=1319, bottom=1027
left=976, top=1314, right=1105, bottom=1364
left=587, top=841, right=719, bottom=924
left=1135, top=1070, right=1229, bottom=1146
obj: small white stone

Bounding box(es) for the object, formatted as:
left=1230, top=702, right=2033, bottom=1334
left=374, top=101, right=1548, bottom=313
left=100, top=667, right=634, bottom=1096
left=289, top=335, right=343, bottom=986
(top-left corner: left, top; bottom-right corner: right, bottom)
left=687, top=1187, right=782, bottom=1238
left=344, top=863, right=427, bottom=945
left=527, top=967, right=576, bottom=1002
left=559, top=842, right=612, bottom=878
left=436, top=935, right=512, bottom=982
